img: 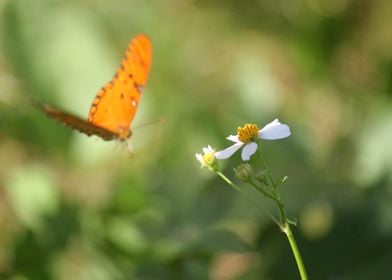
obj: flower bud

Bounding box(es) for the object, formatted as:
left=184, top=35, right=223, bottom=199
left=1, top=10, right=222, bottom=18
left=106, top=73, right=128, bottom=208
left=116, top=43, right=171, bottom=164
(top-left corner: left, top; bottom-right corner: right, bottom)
left=234, top=163, right=253, bottom=182
left=256, top=171, right=268, bottom=185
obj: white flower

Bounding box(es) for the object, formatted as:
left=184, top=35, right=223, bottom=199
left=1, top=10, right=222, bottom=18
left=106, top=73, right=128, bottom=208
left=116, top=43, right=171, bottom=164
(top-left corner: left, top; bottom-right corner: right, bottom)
left=195, top=145, right=218, bottom=170
left=215, top=119, right=291, bottom=161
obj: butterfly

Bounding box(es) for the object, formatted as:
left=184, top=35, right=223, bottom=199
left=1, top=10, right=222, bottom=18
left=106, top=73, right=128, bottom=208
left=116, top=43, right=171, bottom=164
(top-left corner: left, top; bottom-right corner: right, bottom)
left=40, top=34, right=152, bottom=141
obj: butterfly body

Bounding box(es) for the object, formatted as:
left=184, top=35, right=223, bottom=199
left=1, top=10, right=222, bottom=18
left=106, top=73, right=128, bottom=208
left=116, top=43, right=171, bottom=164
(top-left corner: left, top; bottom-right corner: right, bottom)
left=40, top=34, right=152, bottom=141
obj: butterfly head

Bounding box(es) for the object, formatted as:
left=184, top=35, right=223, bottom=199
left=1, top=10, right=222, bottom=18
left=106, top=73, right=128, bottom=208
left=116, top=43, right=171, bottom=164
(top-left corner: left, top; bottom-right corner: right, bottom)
left=117, top=126, right=132, bottom=141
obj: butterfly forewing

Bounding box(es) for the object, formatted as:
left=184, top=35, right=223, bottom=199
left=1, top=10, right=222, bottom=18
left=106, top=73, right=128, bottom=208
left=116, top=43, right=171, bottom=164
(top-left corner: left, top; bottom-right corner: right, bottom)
left=125, top=34, right=152, bottom=87
left=87, top=34, right=152, bottom=140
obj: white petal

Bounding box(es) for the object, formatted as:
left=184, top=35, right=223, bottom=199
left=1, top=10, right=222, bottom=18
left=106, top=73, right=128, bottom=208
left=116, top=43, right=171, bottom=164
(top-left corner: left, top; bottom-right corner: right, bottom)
left=195, top=153, right=204, bottom=164
left=202, top=145, right=214, bottom=154
left=241, top=142, right=258, bottom=161
left=263, top=119, right=280, bottom=129
left=227, top=135, right=240, bottom=143
left=258, top=119, right=291, bottom=140
left=215, top=142, right=244, bottom=159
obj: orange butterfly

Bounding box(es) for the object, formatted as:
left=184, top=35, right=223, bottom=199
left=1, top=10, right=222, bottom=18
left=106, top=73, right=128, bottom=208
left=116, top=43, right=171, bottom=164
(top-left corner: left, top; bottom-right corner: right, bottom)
left=40, top=34, right=152, bottom=141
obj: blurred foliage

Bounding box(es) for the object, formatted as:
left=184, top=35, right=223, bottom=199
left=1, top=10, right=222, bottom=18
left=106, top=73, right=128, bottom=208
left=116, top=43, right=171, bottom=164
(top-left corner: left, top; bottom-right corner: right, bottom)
left=1, top=0, right=392, bottom=279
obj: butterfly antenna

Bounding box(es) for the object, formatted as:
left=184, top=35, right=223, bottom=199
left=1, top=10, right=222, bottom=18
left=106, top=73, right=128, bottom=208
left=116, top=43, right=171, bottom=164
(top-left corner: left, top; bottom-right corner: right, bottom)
left=133, top=117, right=166, bottom=131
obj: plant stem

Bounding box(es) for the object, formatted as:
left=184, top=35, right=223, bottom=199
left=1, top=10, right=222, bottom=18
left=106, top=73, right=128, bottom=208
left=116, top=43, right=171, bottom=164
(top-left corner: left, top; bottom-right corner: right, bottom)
left=257, top=150, right=275, bottom=188
left=283, top=223, right=308, bottom=280
left=257, top=151, right=287, bottom=222
left=256, top=149, right=308, bottom=280
left=249, top=181, right=276, bottom=200
left=216, top=171, right=280, bottom=226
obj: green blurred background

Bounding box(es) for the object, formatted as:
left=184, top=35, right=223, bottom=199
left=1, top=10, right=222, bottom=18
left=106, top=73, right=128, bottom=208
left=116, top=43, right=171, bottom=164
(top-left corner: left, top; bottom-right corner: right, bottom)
left=1, top=0, right=392, bottom=279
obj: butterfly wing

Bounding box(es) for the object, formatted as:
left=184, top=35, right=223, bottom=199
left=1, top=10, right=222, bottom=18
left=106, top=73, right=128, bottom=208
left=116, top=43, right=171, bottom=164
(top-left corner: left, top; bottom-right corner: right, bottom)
left=88, top=34, right=152, bottom=140
left=41, top=103, right=118, bottom=141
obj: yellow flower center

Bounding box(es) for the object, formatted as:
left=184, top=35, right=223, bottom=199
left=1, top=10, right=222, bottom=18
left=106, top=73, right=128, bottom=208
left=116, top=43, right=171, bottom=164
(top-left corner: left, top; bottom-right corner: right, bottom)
left=237, top=124, right=259, bottom=143
left=202, top=153, right=215, bottom=166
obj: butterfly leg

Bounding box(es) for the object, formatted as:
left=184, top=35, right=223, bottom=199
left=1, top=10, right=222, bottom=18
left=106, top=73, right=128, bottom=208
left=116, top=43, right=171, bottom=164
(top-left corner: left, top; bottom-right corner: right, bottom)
left=126, top=140, right=134, bottom=157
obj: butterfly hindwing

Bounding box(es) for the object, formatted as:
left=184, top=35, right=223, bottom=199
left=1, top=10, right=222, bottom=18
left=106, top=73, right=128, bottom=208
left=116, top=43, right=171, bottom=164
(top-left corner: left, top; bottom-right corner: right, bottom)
left=41, top=103, right=118, bottom=141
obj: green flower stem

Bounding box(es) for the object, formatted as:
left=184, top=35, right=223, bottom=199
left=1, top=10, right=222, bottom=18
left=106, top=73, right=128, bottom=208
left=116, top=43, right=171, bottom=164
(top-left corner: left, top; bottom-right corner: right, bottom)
left=257, top=150, right=276, bottom=188
left=249, top=181, right=278, bottom=201
left=283, top=223, right=308, bottom=280
left=273, top=191, right=287, bottom=225
left=256, top=149, right=308, bottom=280
left=216, top=171, right=280, bottom=226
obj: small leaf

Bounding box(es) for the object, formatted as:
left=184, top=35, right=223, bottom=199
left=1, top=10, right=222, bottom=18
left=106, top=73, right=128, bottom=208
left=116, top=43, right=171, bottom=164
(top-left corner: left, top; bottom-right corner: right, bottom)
left=287, top=217, right=297, bottom=226
left=281, top=176, right=289, bottom=183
